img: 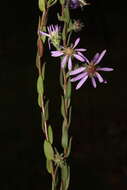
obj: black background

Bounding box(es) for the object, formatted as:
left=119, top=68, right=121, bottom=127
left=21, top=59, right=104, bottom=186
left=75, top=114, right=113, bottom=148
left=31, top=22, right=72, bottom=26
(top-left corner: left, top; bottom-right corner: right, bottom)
left=0, top=0, right=127, bottom=189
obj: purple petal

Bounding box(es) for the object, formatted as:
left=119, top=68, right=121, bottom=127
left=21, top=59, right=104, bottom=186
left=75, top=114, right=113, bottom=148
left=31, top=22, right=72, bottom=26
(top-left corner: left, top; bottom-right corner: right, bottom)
left=94, top=49, right=107, bottom=65
left=70, top=72, right=88, bottom=82
left=77, top=52, right=89, bottom=63
left=91, top=77, right=97, bottom=88
left=76, top=75, right=88, bottom=90
left=39, top=31, right=50, bottom=37
left=73, top=38, right=80, bottom=48
left=96, top=67, right=114, bottom=71
left=95, top=72, right=103, bottom=83
left=75, top=48, right=87, bottom=52
left=69, top=67, right=86, bottom=75
left=68, top=57, right=72, bottom=70
left=51, top=51, right=64, bottom=57
left=92, top=53, right=99, bottom=63
left=73, top=54, right=85, bottom=62
left=61, top=55, right=68, bottom=68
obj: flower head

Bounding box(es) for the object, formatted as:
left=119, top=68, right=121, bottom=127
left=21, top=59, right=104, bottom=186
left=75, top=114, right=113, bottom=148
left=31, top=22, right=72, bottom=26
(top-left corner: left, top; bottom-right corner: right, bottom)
left=73, top=20, right=84, bottom=32
left=51, top=38, right=86, bottom=70
left=40, top=25, right=61, bottom=49
left=70, top=0, right=90, bottom=9
left=70, top=50, right=114, bottom=89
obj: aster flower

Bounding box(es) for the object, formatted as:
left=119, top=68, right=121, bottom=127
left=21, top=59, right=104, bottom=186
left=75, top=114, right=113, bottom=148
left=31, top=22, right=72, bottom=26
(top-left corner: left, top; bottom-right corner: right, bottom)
left=40, top=25, right=61, bottom=49
left=70, top=0, right=89, bottom=9
left=69, top=50, right=114, bottom=89
left=51, top=38, right=86, bottom=70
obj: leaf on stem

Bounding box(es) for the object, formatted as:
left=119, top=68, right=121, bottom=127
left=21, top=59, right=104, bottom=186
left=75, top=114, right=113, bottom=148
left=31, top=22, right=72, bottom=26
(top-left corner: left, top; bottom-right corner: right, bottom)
left=66, top=137, right=72, bottom=157
left=66, top=80, right=72, bottom=99
left=48, top=125, right=53, bottom=144
left=44, top=140, right=54, bottom=160
left=61, top=96, right=66, bottom=119
left=37, top=75, right=44, bottom=95
left=61, top=125, right=68, bottom=149
left=39, top=0, right=46, bottom=12
left=46, top=159, right=53, bottom=174
left=45, top=100, right=49, bottom=121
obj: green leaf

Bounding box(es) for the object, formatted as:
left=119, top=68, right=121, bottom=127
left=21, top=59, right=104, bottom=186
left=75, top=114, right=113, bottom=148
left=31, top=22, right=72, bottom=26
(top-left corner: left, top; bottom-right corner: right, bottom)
left=66, top=137, right=72, bottom=157
left=66, top=80, right=71, bottom=98
left=65, top=166, right=70, bottom=190
left=63, top=7, right=70, bottom=23
left=38, top=94, right=42, bottom=107
left=45, top=100, right=49, bottom=121
left=61, top=96, right=66, bottom=119
left=46, top=159, right=53, bottom=174
left=61, top=126, right=68, bottom=149
left=68, top=106, right=72, bottom=128
left=37, top=75, right=44, bottom=95
left=61, top=163, right=68, bottom=182
left=59, top=0, right=64, bottom=5
left=61, top=163, right=70, bottom=190
left=44, top=140, right=54, bottom=160
left=39, top=0, right=46, bottom=12
left=48, top=125, right=53, bottom=144
left=48, top=0, right=57, bottom=7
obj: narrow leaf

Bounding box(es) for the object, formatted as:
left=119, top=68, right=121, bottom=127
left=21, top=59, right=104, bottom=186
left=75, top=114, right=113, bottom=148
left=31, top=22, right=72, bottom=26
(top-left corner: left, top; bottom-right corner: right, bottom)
left=45, top=100, right=49, bottom=121
left=66, top=137, right=72, bottom=157
left=46, top=159, right=53, bottom=174
left=39, top=0, right=45, bottom=12
left=61, top=96, right=66, bottom=119
left=61, top=126, right=68, bottom=149
left=37, top=75, right=44, bottom=95
left=65, top=166, right=70, bottom=190
left=66, top=80, right=71, bottom=98
left=48, top=125, right=53, bottom=144
left=38, top=94, right=42, bottom=108
left=44, top=140, right=54, bottom=160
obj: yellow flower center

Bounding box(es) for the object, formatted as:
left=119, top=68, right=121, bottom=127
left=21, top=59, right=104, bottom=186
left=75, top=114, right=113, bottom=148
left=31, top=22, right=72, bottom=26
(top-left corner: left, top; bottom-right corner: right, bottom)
left=86, top=62, right=96, bottom=77
left=64, top=47, right=74, bottom=56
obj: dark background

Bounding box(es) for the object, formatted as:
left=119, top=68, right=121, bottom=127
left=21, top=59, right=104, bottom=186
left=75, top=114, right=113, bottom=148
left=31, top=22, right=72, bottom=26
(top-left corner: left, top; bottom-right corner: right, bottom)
left=0, top=0, right=127, bottom=189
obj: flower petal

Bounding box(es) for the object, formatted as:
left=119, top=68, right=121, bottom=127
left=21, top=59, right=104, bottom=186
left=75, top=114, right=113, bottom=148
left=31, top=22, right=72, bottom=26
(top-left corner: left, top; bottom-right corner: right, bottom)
left=68, top=57, right=72, bottom=70
left=77, top=52, right=89, bottom=63
left=70, top=72, right=88, bottom=82
left=51, top=51, right=64, bottom=57
left=92, top=53, right=99, bottom=63
left=61, top=55, right=68, bottom=68
left=96, top=67, right=114, bottom=71
left=69, top=67, right=86, bottom=75
left=94, top=49, right=106, bottom=65
left=91, top=77, right=97, bottom=88
left=76, top=75, right=88, bottom=90
left=95, top=72, right=103, bottom=83
left=73, top=38, right=80, bottom=48
left=75, top=48, right=86, bottom=52
left=73, top=54, right=85, bottom=62
left=39, top=31, right=50, bottom=37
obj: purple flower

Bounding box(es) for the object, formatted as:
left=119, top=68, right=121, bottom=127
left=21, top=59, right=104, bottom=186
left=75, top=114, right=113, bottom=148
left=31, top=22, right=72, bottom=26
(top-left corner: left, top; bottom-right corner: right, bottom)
left=51, top=38, right=86, bottom=70
left=69, top=50, right=114, bottom=89
left=40, top=25, right=61, bottom=49
left=70, top=0, right=89, bottom=9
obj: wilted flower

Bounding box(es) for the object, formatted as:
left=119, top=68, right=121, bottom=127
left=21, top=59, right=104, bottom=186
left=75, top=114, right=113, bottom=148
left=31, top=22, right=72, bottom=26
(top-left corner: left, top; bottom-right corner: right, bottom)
left=73, top=20, right=84, bottom=32
left=70, top=50, right=114, bottom=89
left=51, top=38, right=87, bottom=70
left=70, top=0, right=89, bottom=9
left=40, top=25, right=61, bottom=49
